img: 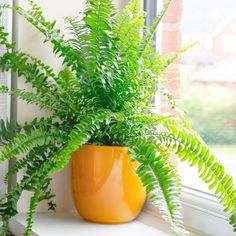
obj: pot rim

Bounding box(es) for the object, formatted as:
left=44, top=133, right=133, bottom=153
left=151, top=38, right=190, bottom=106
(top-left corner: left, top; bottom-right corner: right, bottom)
left=81, top=144, right=129, bottom=150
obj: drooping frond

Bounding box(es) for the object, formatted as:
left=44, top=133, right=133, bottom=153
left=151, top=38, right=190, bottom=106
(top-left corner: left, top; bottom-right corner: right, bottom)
left=0, top=86, right=66, bottom=114
left=0, top=145, right=57, bottom=234
left=158, top=126, right=236, bottom=231
left=130, top=140, right=189, bottom=236
left=0, top=164, right=51, bottom=234
left=0, top=122, right=62, bottom=163
left=15, top=1, right=59, bottom=42
left=0, top=49, right=81, bottom=115
left=4, top=146, right=50, bottom=183
left=24, top=185, right=41, bottom=236
left=0, top=51, right=55, bottom=93
left=24, top=174, right=56, bottom=236
left=0, top=130, right=47, bottom=162
left=25, top=173, right=55, bottom=236
left=13, top=1, right=79, bottom=70
left=0, top=183, right=22, bottom=234
left=0, top=19, right=76, bottom=104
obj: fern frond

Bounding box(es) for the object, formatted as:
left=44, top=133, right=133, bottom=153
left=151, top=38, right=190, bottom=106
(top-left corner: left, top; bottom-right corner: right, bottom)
left=116, top=0, right=144, bottom=65
left=0, top=125, right=59, bottom=163
left=56, top=68, right=82, bottom=112
left=64, top=16, right=88, bottom=69
left=0, top=23, right=76, bottom=111
left=0, top=51, right=54, bottom=93
left=0, top=12, right=15, bottom=50
left=0, top=155, right=55, bottom=234
left=23, top=53, right=81, bottom=114
left=22, top=52, right=56, bottom=80
left=84, top=0, right=116, bottom=61
left=0, top=181, right=23, bottom=233
left=23, top=53, right=81, bottom=112
left=38, top=177, right=56, bottom=211
left=25, top=175, right=55, bottom=236
left=24, top=187, right=40, bottom=236
left=0, top=18, right=64, bottom=98
left=78, top=0, right=118, bottom=94
left=12, top=1, right=79, bottom=70
left=158, top=127, right=236, bottom=231
left=58, top=68, right=80, bottom=94
left=4, top=144, right=52, bottom=183
left=130, top=140, right=189, bottom=236
left=0, top=119, right=19, bottom=146
left=24, top=177, right=56, bottom=236
left=14, top=2, right=59, bottom=41
left=4, top=156, right=30, bottom=183
left=0, top=49, right=80, bottom=114
left=0, top=86, right=66, bottom=113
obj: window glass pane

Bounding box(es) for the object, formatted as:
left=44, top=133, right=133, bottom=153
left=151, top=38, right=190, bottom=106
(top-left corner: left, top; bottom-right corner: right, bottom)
left=179, top=0, right=236, bottom=192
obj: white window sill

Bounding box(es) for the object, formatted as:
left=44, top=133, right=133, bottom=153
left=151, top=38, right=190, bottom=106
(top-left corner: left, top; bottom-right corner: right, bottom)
left=9, top=211, right=173, bottom=236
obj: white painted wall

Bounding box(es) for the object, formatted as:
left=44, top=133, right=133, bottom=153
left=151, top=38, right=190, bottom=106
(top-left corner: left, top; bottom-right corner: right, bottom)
left=13, top=0, right=129, bottom=213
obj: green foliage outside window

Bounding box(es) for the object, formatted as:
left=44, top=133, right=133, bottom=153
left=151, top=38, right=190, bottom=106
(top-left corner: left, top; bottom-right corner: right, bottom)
left=181, top=82, right=236, bottom=145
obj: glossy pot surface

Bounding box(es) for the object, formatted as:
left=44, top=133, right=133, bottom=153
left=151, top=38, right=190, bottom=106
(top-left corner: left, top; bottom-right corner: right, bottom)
left=71, top=145, right=146, bottom=224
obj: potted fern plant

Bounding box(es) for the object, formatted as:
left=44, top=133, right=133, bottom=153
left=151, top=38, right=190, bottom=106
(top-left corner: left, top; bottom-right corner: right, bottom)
left=0, top=0, right=235, bottom=235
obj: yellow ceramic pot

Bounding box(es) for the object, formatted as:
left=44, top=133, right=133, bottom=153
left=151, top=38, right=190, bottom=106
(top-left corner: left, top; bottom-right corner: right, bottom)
left=71, top=145, right=146, bottom=224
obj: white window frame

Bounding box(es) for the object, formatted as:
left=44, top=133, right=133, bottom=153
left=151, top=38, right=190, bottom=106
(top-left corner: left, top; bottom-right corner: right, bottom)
left=144, top=187, right=234, bottom=236
left=143, top=0, right=235, bottom=235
